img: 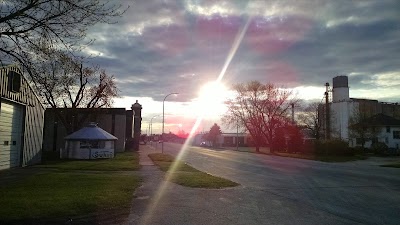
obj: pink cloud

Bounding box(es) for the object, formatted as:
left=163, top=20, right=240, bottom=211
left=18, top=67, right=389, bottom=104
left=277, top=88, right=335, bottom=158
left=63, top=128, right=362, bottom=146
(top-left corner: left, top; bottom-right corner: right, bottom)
left=245, top=16, right=313, bottom=54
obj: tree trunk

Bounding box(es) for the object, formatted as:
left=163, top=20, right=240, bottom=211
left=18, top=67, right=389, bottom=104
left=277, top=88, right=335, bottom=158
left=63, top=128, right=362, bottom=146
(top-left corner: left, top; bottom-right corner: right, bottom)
left=269, top=142, right=275, bottom=153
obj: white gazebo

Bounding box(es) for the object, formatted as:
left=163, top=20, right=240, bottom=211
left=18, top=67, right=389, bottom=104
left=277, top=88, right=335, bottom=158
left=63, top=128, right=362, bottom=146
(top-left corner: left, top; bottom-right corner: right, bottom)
left=63, top=122, right=118, bottom=159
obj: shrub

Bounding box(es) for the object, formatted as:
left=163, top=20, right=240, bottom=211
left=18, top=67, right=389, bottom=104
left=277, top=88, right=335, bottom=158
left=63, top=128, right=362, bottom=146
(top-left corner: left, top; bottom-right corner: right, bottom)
left=349, top=146, right=365, bottom=155
left=41, top=150, right=60, bottom=161
left=371, top=142, right=389, bottom=155
left=387, top=148, right=400, bottom=156
left=314, top=139, right=354, bottom=156
left=302, top=139, right=316, bottom=154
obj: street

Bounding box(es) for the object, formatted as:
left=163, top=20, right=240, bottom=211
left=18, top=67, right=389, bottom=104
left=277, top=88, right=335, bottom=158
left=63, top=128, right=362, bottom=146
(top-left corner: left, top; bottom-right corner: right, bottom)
left=141, top=142, right=400, bottom=225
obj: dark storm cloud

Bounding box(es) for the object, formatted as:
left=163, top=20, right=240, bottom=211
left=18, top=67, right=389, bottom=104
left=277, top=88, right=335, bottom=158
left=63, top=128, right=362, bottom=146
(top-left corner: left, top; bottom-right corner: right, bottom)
left=84, top=0, right=400, bottom=103
left=284, top=18, right=400, bottom=89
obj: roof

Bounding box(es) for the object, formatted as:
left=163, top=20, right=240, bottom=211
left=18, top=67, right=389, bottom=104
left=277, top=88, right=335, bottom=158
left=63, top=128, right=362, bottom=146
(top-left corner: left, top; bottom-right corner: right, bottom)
left=354, top=113, right=400, bottom=127
left=65, top=123, right=118, bottom=141
left=46, top=108, right=127, bottom=115
left=221, top=133, right=247, bottom=136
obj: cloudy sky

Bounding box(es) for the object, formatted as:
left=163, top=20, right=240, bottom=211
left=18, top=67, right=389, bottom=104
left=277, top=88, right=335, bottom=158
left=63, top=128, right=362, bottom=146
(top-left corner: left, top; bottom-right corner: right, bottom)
left=85, top=0, right=400, bottom=134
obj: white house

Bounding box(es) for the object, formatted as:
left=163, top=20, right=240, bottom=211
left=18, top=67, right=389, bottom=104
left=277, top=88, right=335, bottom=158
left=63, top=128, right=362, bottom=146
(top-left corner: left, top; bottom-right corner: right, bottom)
left=349, top=113, right=400, bottom=149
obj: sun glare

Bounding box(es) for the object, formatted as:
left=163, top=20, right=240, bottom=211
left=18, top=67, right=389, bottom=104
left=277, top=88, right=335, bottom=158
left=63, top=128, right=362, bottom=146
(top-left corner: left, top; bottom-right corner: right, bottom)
left=193, top=81, right=230, bottom=118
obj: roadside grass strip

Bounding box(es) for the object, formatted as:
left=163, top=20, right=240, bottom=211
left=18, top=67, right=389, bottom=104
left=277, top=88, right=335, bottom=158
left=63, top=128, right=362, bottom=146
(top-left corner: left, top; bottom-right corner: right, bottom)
left=380, top=163, right=400, bottom=168
left=0, top=152, right=141, bottom=223
left=270, top=152, right=368, bottom=162
left=148, top=153, right=239, bottom=189
left=37, top=152, right=140, bottom=171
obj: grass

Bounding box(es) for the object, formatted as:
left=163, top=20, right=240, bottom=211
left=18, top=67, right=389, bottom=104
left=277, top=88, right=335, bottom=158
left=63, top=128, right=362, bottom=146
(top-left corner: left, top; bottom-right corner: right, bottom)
left=380, top=163, right=400, bottom=168
left=148, top=153, right=199, bottom=172
left=0, top=152, right=141, bottom=224
left=148, top=153, right=239, bottom=189
left=269, top=152, right=369, bottom=162
left=37, top=152, right=140, bottom=171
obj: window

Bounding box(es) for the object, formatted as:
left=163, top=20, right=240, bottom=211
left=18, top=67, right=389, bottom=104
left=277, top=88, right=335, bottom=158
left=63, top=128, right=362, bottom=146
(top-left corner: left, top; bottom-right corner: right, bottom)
left=8, top=71, right=21, bottom=92
left=393, top=131, right=400, bottom=139
left=223, top=137, right=234, bottom=146
left=386, top=126, right=390, bottom=133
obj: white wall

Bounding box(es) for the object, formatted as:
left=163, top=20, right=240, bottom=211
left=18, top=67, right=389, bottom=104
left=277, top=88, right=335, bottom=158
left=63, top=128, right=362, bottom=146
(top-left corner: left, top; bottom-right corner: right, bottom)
left=386, top=127, right=400, bottom=148
left=330, top=101, right=358, bottom=141
left=63, top=140, right=115, bottom=159
left=350, top=126, right=400, bottom=149
left=332, top=87, right=350, bottom=102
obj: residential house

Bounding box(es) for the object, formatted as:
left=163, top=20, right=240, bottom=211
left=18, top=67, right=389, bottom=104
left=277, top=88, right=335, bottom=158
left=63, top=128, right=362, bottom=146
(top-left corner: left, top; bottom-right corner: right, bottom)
left=349, top=113, right=400, bottom=149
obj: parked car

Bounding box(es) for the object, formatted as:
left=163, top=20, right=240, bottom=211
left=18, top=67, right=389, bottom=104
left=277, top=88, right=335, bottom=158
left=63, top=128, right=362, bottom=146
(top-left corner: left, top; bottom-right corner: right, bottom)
left=200, top=141, right=211, bottom=147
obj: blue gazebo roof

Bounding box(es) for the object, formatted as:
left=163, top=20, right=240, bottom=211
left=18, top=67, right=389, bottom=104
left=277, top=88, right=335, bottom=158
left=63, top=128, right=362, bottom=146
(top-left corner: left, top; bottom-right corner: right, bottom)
left=64, top=123, right=118, bottom=141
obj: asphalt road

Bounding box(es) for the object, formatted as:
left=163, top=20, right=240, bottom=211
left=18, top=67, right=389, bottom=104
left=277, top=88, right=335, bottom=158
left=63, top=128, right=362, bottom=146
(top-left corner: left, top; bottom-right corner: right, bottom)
left=146, top=142, right=400, bottom=225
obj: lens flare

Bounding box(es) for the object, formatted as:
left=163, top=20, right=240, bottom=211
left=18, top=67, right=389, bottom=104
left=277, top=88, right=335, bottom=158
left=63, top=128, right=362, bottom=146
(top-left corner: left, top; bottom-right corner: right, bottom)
left=140, top=16, right=252, bottom=224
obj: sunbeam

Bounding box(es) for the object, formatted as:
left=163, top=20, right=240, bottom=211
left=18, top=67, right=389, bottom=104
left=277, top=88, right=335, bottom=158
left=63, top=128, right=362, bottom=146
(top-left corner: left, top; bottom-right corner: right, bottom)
left=140, top=16, right=252, bottom=225
left=217, top=16, right=252, bottom=82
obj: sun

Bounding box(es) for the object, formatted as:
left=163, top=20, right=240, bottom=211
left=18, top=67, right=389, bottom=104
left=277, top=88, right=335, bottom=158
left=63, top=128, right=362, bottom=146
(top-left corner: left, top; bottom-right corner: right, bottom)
left=192, top=81, right=230, bottom=118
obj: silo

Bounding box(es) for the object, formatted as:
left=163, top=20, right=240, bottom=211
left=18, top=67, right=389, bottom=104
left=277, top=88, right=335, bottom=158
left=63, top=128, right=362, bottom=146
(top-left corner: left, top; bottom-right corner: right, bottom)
left=332, top=75, right=349, bottom=102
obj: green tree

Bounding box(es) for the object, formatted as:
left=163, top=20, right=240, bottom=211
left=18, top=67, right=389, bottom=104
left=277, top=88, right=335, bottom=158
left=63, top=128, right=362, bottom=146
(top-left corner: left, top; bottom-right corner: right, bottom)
left=207, top=123, right=222, bottom=148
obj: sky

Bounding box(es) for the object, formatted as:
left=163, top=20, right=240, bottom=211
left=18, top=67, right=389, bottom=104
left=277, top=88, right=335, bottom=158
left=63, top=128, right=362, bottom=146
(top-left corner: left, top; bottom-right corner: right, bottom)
left=84, top=0, right=400, bottom=134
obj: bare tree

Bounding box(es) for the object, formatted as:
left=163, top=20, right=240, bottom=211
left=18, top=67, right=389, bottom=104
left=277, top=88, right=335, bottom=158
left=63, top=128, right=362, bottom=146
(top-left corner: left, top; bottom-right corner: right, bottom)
left=223, top=81, right=297, bottom=152
left=35, top=51, right=118, bottom=133
left=297, top=102, right=321, bottom=139
left=0, top=0, right=126, bottom=75
left=349, top=103, right=379, bottom=149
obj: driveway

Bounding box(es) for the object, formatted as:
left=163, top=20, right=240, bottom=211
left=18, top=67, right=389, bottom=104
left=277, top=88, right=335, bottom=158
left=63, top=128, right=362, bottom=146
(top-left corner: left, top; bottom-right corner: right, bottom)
left=129, top=142, right=400, bottom=225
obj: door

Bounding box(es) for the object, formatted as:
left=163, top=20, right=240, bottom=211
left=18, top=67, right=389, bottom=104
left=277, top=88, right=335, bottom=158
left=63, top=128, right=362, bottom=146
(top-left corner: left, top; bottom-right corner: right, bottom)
left=0, top=100, right=24, bottom=170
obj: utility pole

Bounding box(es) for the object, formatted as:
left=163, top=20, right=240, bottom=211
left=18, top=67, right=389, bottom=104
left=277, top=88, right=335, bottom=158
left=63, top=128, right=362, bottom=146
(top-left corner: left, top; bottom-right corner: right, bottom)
left=291, top=103, right=295, bottom=124
left=325, top=82, right=330, bottom=140
left=236, top=119, right=239, bottom=151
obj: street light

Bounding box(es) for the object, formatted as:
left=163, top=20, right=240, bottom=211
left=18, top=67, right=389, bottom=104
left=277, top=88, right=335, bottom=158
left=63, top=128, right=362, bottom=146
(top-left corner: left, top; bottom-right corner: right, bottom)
left=150, top=115, right=158, bottom=141
left=162, top=92, right=178, bottom=153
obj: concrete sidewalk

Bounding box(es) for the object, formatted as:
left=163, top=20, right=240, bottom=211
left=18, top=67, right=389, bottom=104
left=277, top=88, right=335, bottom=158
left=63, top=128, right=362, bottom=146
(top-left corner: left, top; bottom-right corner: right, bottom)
left=125, top=144, right=233, bottom=225
left=138, top=145, right=157, bottom=166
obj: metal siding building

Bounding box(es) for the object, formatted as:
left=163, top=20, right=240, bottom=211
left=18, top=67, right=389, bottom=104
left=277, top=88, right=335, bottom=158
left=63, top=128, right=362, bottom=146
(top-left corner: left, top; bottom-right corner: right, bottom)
left=43, top=108, right=132, bottom=153
left=0, top=65, right=44, bottom=170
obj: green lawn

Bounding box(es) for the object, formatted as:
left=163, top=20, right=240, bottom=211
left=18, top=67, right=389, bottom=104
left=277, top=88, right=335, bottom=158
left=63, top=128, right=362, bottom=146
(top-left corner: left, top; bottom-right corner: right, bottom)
left=269, top=152, right=368, bottom=162
left=0, top=152, right=141, bottom=224
left=37, top=152, right=140, bottom=171
left=148, top=153, right=238, bottom=189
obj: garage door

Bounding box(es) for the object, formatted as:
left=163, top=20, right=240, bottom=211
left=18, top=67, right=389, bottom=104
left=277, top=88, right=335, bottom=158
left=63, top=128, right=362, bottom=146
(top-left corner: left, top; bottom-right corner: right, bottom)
left=0, top=100, right=24, bottom=170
